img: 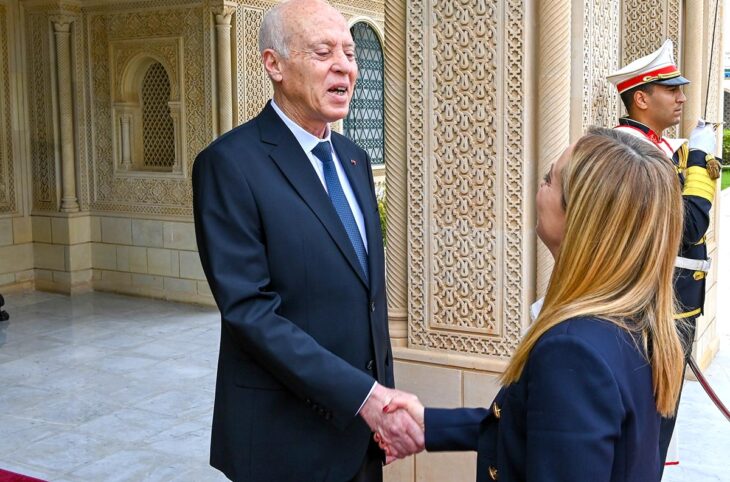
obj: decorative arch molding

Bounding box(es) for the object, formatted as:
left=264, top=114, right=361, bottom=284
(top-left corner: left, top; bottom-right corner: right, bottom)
left=109, top=37, right=184, bottom=176
left=117, top=52, right=178, bottom=104
left=347, top=15, right=384, bottom=43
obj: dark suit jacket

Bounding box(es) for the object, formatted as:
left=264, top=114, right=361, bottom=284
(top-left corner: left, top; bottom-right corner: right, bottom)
left=425, top=317, right=662, bottom=482
left=192, top=102, right=393, bottom=482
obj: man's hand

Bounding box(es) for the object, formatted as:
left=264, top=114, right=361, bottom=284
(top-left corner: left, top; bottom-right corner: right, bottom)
left=359, top=384, right=424, bottom=459
left=689, top=121, right=717, bottom=154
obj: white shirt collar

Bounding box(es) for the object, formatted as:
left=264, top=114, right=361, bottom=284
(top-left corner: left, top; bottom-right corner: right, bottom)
left=530, top=297, right=544, bottom=322
left=270, top=99, right=332, bottom=155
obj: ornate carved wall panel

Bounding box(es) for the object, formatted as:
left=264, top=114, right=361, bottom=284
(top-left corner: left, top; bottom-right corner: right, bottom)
left=26, top=9, right=58, bottom=212
left=234, top=3, right=273, bottom=125
left=86, top=3, right=211, bottom=216
left=622, top=0, right=681, bottom=64
left=580, top=0, right=620, bottom=130
left=407, top=0, right=526, bottom=357
left=0, top=4, right=17, bottom=214
left=23, top=3, right=89, bottom=212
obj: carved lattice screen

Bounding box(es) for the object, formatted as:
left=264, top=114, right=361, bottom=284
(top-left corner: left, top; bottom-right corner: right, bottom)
left=141, top=62, right=175, bottom=170
left=344, top=22, right=384, bottom=165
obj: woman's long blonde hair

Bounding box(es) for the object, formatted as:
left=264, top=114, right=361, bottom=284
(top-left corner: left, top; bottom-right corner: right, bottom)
left=502, top=127, right=685, bottom=416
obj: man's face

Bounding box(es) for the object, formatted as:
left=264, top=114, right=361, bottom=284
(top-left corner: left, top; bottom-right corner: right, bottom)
left=274, top=2, right=358, bottom=135
left=643, top=84, right=686, bottom=131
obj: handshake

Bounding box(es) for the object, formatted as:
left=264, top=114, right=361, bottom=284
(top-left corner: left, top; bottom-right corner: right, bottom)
left=359, top=383, right=426, bottom=462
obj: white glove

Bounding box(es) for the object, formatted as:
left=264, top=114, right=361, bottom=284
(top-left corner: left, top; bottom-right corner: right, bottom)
left=688, top=121, right=717, bottom=154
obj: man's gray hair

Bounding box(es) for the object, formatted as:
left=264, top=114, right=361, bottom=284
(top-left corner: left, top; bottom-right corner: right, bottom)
left=259, top=2, right=290, bottom=58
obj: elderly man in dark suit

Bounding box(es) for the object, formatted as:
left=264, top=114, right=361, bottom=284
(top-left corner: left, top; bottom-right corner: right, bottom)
left=192, top=1, right=423, bottom=480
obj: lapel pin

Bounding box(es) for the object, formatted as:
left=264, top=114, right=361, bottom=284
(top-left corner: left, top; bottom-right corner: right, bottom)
left=350, top=159, right=357, bottom=166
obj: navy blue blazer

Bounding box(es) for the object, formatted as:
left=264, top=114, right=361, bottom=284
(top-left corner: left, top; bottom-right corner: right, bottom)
left=425, top=317, right=662, bottom=482
left=193, top=102, right=393, bottom=481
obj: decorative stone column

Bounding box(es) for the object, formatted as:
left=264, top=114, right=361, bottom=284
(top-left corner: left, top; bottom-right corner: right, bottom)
left=681, top=0, right=704, bottom=137
left=383, top=0, right=408, bottom=346
left=214, top=6, right=235, bottom=135
left=51, top=16, right=79, bottom=213
left=120, top=115, right=132, bottom=170
left=536, top=1, right=571, bottom=296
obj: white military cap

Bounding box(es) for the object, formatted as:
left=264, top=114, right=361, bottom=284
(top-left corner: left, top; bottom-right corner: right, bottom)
left=607, top=39, right=689, bottom=94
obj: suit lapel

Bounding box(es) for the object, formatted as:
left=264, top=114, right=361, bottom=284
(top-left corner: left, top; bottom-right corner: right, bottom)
left=259, top=105, right=369, bottom=288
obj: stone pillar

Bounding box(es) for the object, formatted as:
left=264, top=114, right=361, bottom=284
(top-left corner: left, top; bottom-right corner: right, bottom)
left=51, top=16, right=79, bottom=213
left=120, top=115, right=132, bottom=170
left=383, top=0, right=408, bottom=346
left=214, top=6, right=235, bottom=135
left=681, top=0, right=704, bottom=137
left=536, top=1, right=571, bottom=296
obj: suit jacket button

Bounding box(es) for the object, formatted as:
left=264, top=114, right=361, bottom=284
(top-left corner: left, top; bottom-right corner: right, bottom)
left=370, top=301, right=375, bottom=312
left=366, top=360, right=374, bottom=371
left=488, top=466, right=498, bottom=480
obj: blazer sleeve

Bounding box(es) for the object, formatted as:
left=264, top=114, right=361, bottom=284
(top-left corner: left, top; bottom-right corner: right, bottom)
left=681, top=149, right=715, bottom=244
left=424, top=407, right=491, bottom=452
left=192, top=147, right=375, bottom=430
left=524, top=334, right=625, bottom=482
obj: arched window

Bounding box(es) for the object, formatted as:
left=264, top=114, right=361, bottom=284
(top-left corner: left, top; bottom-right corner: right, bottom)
left=141, top=62, right=175, bottom=170
left=344, top=22, right=384, bottom=165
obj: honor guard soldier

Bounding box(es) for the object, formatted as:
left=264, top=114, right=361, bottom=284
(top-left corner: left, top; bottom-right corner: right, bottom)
left=608, top=39, right=720, bottom=470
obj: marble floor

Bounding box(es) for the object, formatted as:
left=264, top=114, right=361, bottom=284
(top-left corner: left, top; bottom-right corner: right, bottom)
left=0, top=291, right=228, bottom=482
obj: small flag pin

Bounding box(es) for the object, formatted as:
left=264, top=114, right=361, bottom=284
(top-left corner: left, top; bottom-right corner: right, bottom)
left=350, top=159, right=357, bottom=166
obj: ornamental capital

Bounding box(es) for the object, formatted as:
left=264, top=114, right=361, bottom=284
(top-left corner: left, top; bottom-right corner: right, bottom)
left=212, top=6, right=236, bottom=26
left=50, top=15, right=75, bottom=32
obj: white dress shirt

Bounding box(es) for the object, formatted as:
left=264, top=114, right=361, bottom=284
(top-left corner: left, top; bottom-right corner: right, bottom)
left=271, top=100, right=368, bottom=252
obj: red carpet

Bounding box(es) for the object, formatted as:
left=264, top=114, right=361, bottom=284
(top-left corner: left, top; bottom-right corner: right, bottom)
left=0, top=469, right=46, bottom=482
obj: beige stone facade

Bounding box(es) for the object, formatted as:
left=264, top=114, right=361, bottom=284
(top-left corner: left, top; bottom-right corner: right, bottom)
left=0, top=0, right=723, bottom=479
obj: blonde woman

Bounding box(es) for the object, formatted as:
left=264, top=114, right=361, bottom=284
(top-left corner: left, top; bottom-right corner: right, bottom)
left=381, top=128, right=686, bottom=482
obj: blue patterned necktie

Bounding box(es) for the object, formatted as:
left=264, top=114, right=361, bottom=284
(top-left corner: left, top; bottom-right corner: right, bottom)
left=311, top=141, right=369, bottom=281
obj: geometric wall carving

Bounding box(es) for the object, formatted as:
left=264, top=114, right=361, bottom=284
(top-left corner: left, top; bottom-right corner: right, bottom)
left=578, top=0, right=621, bottom=131
left=234, top=4, right=273, bottom=125
left=87, top=4, right=210, bottom=216
left=622, top=0, right=682, bottom=66
left=0, top=3, right=16, bottom=214
left=26, top=8, right=59, bottom=212
left=407, top=0, right=526, bottom=358
left=23, top=3, right=88, bottom=212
